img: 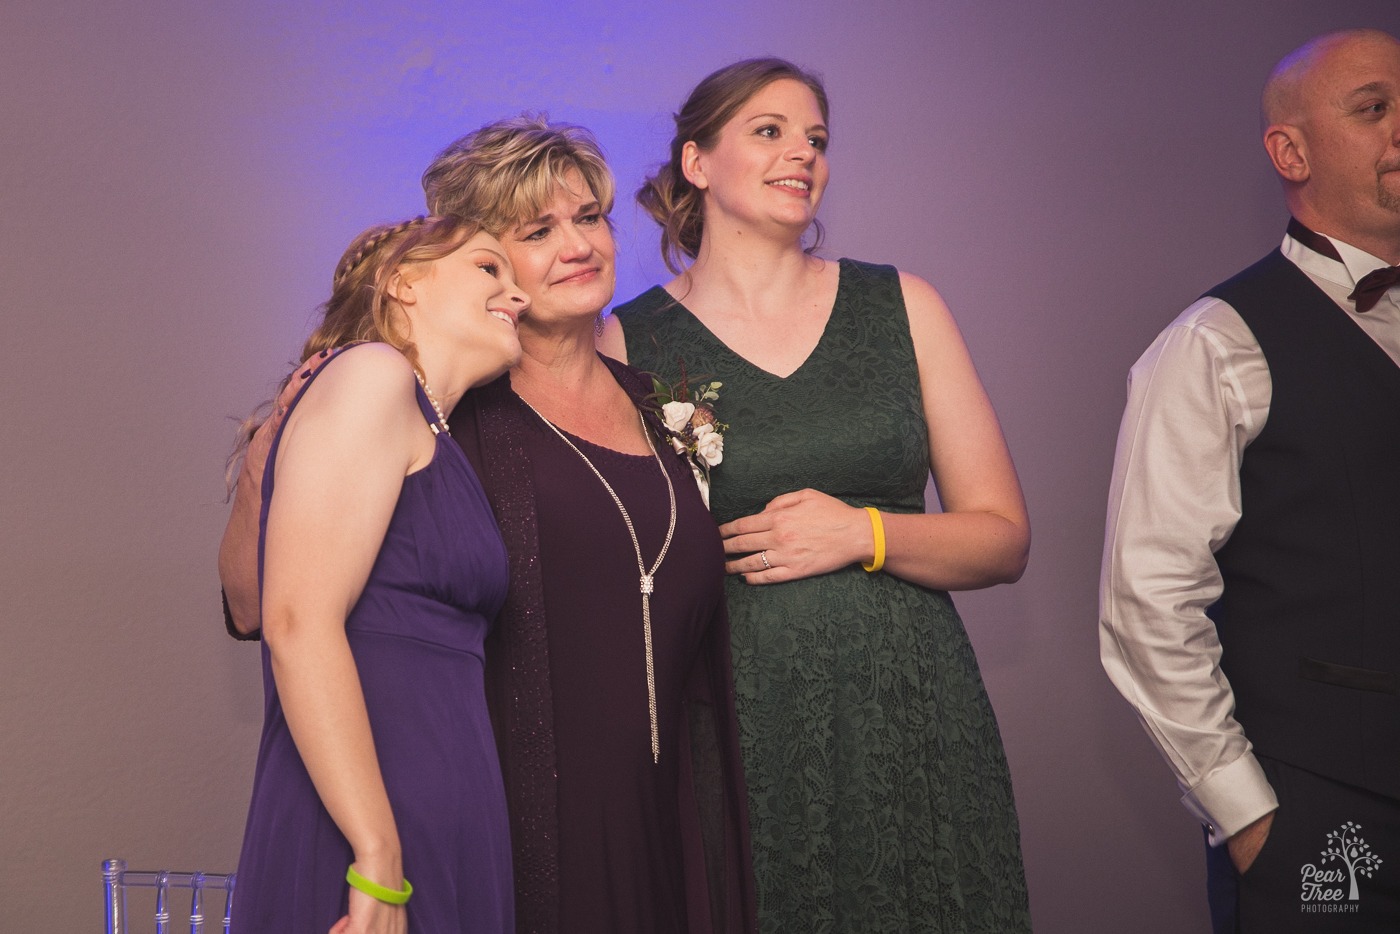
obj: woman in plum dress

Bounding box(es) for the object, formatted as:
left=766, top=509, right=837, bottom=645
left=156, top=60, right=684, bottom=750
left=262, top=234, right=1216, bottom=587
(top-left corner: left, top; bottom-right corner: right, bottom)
left=230, top=215, right=528, bottom=933
left=605, top=60, right=1032, bottom=933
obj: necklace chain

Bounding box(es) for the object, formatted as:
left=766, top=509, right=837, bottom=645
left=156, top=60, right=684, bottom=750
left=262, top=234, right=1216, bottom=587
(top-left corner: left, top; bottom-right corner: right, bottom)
left=413, top=369, right=451, bottom=435
left=521, top=398, right=676, bottom=764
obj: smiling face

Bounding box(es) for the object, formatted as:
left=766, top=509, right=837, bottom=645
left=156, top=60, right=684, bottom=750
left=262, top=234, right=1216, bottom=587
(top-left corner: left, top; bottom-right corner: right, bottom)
left=400, top=230, right=529, bottom=384
left=1268, top=31, right=1400, bottom=256
left=683, top=78, right=830, bottom=242
left=500, top=166, right=617, bottom=329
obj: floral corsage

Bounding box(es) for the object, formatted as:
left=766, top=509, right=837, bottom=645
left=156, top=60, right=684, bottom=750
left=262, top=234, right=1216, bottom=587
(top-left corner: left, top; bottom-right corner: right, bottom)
left=651, top=373, right=728, bottom=508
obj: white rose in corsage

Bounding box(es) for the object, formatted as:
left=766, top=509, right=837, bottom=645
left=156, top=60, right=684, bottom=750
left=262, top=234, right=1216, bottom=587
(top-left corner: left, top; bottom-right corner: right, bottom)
left=691, top=423, right=723, bottom=467
left=650, top=369, right=728, bottom=509
left=661, top=401, right=696, bottom=434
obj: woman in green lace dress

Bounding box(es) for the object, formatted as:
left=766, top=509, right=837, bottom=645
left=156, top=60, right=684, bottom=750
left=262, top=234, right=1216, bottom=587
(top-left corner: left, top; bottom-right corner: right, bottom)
left=602, top=59, right=1032, bottom=932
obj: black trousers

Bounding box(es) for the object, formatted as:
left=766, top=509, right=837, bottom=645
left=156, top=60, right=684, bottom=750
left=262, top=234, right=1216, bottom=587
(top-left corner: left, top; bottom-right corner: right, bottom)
left=1206, top=756, right=1400, bottom=932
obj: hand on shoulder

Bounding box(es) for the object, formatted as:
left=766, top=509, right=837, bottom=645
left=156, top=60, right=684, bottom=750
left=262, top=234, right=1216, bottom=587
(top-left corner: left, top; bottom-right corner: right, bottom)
left=275, top=343, right=423, bottom=467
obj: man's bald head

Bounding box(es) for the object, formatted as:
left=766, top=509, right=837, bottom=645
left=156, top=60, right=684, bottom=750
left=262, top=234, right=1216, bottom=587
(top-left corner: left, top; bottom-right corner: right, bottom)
left=1259, top=29, right=1400, bottom=263
left=1263, top=29, right=1399, bottom=129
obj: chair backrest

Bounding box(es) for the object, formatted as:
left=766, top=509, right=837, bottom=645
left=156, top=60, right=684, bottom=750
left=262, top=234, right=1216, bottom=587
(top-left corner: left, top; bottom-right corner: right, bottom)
left=102, top=859, right=236, bottom=934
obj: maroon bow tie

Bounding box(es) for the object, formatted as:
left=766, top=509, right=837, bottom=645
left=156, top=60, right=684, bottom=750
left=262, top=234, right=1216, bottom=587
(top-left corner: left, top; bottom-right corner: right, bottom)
left=1286, top=218, right=1400, bottom=313
left=1350, top=265, right=1400, bottom=314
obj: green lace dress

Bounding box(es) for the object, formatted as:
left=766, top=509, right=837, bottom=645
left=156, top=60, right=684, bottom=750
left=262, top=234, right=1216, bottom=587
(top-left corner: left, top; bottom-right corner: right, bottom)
left=613, top=259, right=1030, bottom=933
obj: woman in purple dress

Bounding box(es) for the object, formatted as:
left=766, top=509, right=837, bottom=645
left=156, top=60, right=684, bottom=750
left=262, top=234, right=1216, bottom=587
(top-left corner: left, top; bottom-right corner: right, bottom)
left=230, top=215, right=529, bottom=934
left=223, top=118, right=756, bottom=934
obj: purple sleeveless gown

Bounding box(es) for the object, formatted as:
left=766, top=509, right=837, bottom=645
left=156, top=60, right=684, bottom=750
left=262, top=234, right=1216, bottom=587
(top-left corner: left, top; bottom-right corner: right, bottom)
left=232, top=347, right=514, bottom=933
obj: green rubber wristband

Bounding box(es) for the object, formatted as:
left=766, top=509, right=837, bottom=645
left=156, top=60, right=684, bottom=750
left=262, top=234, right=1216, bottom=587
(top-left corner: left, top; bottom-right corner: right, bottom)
left=346, top=865, right=413, bottom=905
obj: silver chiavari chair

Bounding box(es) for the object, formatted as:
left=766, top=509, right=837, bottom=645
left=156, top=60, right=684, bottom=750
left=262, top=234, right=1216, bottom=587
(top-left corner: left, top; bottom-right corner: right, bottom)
left=102, top=858, right=236, bottom=934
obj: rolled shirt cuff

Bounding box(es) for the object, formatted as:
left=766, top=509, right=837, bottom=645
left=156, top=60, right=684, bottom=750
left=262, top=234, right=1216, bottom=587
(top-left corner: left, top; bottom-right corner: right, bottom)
left=1182, top=752, right=1279, bottom=846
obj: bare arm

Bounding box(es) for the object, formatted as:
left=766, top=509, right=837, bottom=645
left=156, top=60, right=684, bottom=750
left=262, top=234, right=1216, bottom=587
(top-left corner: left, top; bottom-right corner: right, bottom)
left=722, top=271, right=1030, bottom=590
left=883, top=271, right=1029, bottom=586
left=261, top=345, right=428, bottom=933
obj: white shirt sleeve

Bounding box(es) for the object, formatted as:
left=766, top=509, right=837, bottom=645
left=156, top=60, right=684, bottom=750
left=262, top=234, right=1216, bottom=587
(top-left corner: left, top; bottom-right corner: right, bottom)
left=1099, top=296, right=1278, bottom=845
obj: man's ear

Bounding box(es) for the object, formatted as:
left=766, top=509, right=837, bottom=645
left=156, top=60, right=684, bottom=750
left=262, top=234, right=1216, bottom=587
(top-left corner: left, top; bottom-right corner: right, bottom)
left=681, top=140, right=709, bottom=190
left=1264, top=124, right=1310, bottom=184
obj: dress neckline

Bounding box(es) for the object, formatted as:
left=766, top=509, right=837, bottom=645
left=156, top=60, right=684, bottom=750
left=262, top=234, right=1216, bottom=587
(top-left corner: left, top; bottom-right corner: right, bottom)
left=507, top=356, right=660, bottom=463
left=650, top=258, right=848, bottom=382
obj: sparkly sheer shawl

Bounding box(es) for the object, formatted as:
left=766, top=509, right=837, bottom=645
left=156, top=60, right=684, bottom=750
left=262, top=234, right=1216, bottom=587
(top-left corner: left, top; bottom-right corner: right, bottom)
left=460, top=372, right=561, bottom=933
left=450, top=357, right=757, bottom=934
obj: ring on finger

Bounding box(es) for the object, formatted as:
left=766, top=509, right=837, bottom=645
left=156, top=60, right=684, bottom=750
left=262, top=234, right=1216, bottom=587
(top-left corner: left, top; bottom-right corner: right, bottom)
left=759, top=550, right=771, bottom=570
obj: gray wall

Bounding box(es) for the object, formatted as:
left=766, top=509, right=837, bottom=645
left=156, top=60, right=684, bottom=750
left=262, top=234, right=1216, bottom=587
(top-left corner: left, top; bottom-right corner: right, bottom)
left=3, top=1, right=1395, bottom=930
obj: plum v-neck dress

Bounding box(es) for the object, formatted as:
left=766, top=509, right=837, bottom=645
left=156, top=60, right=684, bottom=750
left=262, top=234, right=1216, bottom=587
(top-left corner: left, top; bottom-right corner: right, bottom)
left=615, top=260, right=1030, bottom=933
left=232, top=348, right=514, bottom=933
left=449, top=358, right=756, bottom=934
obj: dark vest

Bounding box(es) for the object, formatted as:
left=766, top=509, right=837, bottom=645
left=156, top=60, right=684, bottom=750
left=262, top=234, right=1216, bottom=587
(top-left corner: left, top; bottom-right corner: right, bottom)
left=1205, top=249, right=1400, bottom=799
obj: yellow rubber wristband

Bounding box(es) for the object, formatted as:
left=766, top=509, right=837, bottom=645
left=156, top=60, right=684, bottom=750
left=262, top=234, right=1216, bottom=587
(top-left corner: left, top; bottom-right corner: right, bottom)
left=346, top=865, right=413, bottom=905
left=861, top=506, right=886, bottom=573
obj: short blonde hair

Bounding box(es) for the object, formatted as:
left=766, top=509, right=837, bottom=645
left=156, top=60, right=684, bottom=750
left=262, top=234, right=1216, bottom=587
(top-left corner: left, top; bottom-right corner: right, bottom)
left=422, top=114, right=615, bottom=233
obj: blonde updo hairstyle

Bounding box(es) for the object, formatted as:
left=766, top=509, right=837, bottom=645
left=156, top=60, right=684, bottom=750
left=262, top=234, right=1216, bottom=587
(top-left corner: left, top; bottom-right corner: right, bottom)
left=227, top=214, right=480, bottom=486
left=638, top=58, right=830, bottom=274
left=422, top=114, right=616, bottom=234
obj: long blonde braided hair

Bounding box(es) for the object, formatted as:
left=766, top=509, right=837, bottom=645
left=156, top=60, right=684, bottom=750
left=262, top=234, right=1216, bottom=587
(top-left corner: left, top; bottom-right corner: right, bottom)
left=226, top=214, right=482, bottom=488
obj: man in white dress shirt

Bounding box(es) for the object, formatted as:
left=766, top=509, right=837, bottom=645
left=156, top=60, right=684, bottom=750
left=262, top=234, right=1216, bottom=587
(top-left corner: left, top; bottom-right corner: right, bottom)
left=1101, top=29, right=1400, bottom=932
